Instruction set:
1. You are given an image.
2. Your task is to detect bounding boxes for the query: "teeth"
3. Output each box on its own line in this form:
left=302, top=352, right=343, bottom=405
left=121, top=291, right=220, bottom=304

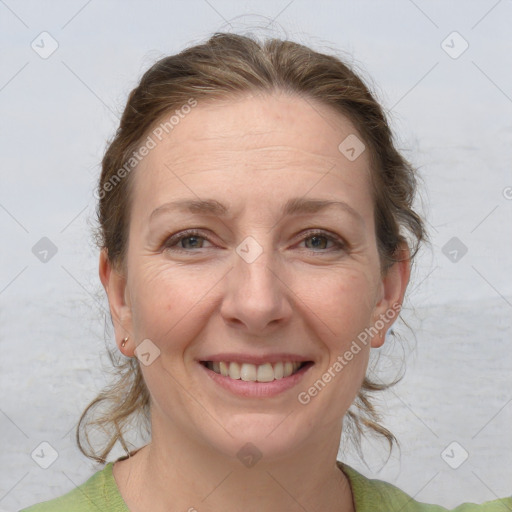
left=206, top=361, right=304, bottom=381
left=229, top=362, right=241, bottom=379
left=256, top=363, right=274, bottom=382
left=240, top=363, right=257, bottom=381
left=274, top=362, right=284, bottom=379
left=219, top=361, right=229, bottom=377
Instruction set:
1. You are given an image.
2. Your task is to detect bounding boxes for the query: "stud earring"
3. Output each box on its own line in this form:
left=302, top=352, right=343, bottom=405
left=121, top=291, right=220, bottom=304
left=121, top=336, right=129, bottom=348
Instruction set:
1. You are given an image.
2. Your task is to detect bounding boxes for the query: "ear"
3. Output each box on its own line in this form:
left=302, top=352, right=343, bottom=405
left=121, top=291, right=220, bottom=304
left=370, top=243, right=411, bottom=348
left=99, top=248, right=134, bottom=357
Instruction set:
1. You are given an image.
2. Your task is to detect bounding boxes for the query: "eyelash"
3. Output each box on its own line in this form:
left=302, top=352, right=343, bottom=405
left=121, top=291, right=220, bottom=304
left=162, top=229, right=346, bottom=254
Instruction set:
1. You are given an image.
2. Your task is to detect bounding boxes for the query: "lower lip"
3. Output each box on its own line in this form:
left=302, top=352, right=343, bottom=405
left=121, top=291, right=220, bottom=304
left=198, top=362, right=313, bottom=398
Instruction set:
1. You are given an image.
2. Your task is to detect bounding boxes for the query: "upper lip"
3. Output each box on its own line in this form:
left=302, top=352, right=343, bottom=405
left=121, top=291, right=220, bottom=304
left=198, top=353, right=314, bottom=365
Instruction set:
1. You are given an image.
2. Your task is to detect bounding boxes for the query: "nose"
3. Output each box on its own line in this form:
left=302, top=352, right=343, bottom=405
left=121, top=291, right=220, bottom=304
left=220, top=241, right=293, bottom=334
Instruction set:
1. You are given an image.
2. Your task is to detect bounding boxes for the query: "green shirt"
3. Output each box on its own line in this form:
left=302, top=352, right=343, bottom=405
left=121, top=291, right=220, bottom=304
left=21, top=460, right=511, bottom=511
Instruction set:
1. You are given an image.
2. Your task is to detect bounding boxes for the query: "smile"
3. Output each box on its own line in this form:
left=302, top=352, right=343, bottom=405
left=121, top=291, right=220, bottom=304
left=201, top=361, right=309, bottom=382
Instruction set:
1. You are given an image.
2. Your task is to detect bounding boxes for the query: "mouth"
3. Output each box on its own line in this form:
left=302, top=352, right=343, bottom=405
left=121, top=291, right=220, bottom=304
left=200, top=360, right=313, bottom=382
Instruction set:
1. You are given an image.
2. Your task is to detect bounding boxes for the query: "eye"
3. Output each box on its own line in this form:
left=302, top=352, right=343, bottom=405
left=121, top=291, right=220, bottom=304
left=161, top=229, right=346, bottom=254
left=162, top=229, right=213, bottom=252
left=300, top=230, right=346, bottom=252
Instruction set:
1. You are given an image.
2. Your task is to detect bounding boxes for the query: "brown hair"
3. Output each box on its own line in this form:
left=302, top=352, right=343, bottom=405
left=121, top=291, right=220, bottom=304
left=78, top=32, right=427, bottom=464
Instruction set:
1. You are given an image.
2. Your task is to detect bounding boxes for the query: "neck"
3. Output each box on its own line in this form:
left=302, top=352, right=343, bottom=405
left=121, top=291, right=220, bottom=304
left=113, top=419, right=355, bottom=512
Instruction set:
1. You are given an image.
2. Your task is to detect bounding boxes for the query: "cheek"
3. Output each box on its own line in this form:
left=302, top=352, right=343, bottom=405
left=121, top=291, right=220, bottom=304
left=128, top=257, right=218, bottom=348
left=295, top=269, right=377, bottom=397
left=295, top=267, right=378, bottom=342
left=298, top=273, right=375, bottom=412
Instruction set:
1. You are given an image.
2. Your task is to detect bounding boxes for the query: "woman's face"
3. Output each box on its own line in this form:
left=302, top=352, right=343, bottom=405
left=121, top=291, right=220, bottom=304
left=103, top=92, right=409, bottom=460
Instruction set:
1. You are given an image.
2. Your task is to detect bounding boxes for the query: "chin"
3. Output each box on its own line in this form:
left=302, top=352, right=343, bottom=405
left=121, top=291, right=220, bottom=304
left=197, top=412, right=311, bottom=465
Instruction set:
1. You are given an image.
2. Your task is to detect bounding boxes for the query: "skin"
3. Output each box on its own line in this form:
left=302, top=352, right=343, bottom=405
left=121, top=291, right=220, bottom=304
left=99, top=91, right=410, bottom=512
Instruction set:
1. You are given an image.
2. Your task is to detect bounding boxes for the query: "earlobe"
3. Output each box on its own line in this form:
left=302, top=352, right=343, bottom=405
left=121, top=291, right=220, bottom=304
left=98, top=249, right=134, bottom=356
left=370, top=245, right=411, bottom=348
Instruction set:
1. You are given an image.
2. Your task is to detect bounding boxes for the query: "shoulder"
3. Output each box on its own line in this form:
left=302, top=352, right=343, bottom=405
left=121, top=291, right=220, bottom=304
left=338, top=462, right=512, bottom=512
left=20, top=462, right=128, bottom=512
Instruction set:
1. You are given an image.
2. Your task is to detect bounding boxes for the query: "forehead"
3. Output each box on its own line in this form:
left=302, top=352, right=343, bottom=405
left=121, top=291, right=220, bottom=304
left=130, top=92, right=372, bottom=218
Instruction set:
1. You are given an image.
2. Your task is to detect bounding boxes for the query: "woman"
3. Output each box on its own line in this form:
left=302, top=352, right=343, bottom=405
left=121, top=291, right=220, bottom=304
left=22, top=32, right=510, bottom=511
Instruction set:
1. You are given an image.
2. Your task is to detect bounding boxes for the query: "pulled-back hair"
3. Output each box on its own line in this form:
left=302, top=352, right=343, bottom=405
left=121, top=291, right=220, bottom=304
left=78, top=32, right=427, bottom=464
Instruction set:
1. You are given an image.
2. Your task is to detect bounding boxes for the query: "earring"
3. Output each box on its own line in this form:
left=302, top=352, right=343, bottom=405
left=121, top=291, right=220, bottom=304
left=121, top=336, right=129, bottom=348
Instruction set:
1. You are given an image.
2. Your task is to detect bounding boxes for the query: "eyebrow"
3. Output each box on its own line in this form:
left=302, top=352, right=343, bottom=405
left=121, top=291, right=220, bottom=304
left=149, top=197, right=365, bottom=226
